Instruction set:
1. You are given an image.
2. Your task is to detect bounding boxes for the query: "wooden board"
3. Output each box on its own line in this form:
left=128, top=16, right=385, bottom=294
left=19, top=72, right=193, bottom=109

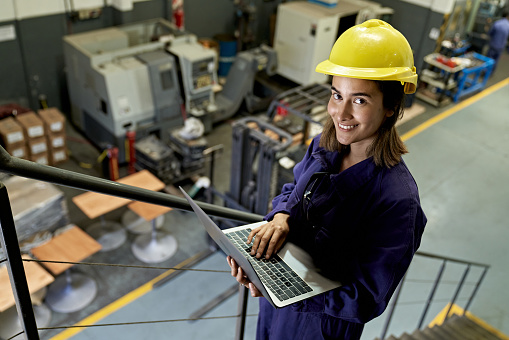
left=128, top=201, right=173, bottom=221
left=30, top=225, right=102, bottom=275
left=0, top=255, right=54, bottom=312
left=71, top=169, right=166, bottom=220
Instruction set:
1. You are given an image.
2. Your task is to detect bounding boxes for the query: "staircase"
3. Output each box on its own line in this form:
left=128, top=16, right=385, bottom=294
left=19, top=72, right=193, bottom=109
left=387, top=314, right=507, bottom=340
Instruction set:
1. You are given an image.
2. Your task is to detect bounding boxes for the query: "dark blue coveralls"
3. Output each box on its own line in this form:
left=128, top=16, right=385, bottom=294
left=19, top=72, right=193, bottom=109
left=257, top=135, right=427, bottom=340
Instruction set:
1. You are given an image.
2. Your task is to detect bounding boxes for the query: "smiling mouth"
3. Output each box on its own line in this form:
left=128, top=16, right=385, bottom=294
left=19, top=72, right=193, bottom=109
left=338, top=123, right=359, bottom=130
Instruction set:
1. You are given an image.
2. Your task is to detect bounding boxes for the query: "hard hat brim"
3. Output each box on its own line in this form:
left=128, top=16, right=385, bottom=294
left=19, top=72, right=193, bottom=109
left=315, top=60, right=417, bottom=94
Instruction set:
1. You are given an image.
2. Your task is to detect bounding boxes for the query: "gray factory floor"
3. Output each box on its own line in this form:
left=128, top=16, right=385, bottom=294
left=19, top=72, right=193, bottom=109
left=2, top=53, right=509, bottom=340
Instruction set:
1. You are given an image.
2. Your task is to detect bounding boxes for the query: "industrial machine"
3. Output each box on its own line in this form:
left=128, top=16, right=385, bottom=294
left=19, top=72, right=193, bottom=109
left=63, top=18, right=277, bottom=163
left=273, top=0, right=391, bottom=85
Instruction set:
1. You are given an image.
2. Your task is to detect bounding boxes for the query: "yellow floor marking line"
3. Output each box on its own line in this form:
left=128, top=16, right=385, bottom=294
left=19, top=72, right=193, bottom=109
left=50, top=251, right=207, bottom=340
left=402, top=77, right=509, bottom=142
left=429, top=303, right=509, bottom=339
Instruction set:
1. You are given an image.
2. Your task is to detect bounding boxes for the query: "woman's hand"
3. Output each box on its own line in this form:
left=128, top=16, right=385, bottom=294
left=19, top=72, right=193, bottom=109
left=247, top=213, right=290, bottom=259
left=226, top=256, right=262, bottom=297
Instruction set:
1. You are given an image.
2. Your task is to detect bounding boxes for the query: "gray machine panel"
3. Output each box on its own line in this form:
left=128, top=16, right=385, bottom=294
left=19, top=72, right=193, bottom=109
left=136, top=50, right=184, bottom=140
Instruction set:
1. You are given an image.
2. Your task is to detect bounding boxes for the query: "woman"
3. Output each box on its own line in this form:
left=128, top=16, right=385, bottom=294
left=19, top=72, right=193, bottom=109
left=228, top=19, right=427, bottom=339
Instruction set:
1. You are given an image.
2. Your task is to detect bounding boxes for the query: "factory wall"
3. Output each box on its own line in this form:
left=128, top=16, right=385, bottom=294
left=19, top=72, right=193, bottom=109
left=0, top=0, right=281, bottom=115
left=0, top=0, right=455, bottom=115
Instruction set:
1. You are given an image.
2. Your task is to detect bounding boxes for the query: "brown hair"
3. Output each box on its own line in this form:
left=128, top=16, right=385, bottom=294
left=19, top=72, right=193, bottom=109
left=319, top=80, right=407, bottom=168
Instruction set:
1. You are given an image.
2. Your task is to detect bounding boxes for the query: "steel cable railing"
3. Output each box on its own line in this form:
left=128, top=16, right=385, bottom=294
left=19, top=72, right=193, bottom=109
left=0, top=144, right=491, bottom=340
left=379, top=251, right=490, bottom=339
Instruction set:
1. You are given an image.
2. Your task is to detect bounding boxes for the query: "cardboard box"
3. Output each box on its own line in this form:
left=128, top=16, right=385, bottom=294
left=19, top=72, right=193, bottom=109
left=47, top=132, right=66, bottom=149
left=0, top=117, right=25, bottom=146
left=38, top=108, right=66, bottom=134
left=27, top=136, right=48, bottom=155
left=6, top=142, right=27, bottom=159
left=49, top=147, right=68, bottom=165
left=30, top=152, right=49, bottom=165
left=15, top=112, right=45, bottom=139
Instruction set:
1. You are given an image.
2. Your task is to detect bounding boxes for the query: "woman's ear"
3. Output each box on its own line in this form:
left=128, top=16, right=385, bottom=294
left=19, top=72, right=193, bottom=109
left=385, top=108, right=395, bottom=118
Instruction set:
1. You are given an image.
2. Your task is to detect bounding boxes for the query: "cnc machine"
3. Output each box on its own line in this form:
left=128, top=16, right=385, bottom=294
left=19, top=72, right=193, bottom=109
left=63, top=19, right=277, bottom=163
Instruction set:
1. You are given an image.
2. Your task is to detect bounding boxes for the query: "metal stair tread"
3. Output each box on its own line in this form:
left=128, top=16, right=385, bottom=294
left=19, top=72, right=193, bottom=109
left=461, top=315, right=504, bottom=340
left=400, top=332, right=416, bottom=340
left=445, top=315, right=484, bottom=340
left=430, top=323, right=457, bottom=340
left=422, top=326, right=438, bottom=340
left=441, top=319, right=476, bottom=340
left=411, top=328, right=436, bottom=340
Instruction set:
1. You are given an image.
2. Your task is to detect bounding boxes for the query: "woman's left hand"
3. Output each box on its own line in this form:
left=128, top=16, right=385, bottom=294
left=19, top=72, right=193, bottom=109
left=226, top=256, right=263, bottom=297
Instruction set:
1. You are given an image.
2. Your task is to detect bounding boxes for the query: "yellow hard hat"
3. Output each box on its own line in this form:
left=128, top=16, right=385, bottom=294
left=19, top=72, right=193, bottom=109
left=315, top=19, right=417, bottom=94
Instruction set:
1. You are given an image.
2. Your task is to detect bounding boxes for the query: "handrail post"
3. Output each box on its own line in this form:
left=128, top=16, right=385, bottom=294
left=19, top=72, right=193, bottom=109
left=417, top=260, right=446, bottom=329
left=380, top=273, right=406, bottom=340
left=444, top=264, right=470, bottom=321
left=463, top=266, right=488, bottom=315
left=235, top=286, right=249, bottom=340
left=0, top=182, right=40, bottom=339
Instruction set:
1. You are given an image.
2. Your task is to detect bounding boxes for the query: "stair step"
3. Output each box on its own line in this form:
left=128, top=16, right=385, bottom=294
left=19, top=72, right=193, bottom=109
left=460, top=316, right=504, bottom=340
left=441, top=321, right=474, bottom=340
left=444, top=315, right=483, bottom=340
left=381, top=314, right=507, bottom=340
left=411, top=328, right=435, bottom=340
left=399, top=332, right=416, bottom=340
left=422, top=326, right=439, bottom=340
left=429, top=323, right=456, bottom=340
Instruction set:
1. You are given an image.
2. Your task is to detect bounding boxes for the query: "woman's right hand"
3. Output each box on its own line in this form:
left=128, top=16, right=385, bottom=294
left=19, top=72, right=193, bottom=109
left=247, top=213, right=290, bottom=259
left=226, top=256, right=262, bottom=297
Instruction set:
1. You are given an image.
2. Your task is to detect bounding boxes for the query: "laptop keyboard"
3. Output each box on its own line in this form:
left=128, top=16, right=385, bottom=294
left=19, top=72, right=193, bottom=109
left=226, top=228, right=313, bottom=301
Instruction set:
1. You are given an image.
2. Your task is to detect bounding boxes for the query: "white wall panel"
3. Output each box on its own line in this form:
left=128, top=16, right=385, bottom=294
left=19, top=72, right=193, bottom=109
left=14, top=0, right=65, bottom=20
left=0, top=0, right=15, bottom=22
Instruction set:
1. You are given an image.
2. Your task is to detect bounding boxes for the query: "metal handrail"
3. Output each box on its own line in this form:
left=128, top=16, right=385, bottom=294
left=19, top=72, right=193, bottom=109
left=0, top=146, right=263, bottom=224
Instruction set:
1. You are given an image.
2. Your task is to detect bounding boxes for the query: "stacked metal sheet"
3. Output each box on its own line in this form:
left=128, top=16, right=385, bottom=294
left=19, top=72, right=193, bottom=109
left=3, top=176, right=69, bottom=242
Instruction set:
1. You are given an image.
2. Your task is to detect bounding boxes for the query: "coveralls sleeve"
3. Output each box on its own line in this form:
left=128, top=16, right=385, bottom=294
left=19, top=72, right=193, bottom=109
left=264, top=137, right=320, bottom=222
left=323, top=183, right=425, bottom=323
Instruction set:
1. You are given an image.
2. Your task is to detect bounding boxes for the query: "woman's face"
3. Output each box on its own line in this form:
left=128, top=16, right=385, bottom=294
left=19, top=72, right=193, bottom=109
left=327, top=76, right=393, bottom=154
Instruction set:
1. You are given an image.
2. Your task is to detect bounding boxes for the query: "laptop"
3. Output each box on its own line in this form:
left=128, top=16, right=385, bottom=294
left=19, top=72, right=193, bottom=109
left=180, top=188, right=341, bottom=308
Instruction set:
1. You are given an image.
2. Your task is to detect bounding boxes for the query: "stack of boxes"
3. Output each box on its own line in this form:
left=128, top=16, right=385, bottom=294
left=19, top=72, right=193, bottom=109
left=0, top=107, right=67, bottom=166
left=16, top=112, right=48, bottom=165
left=38, top=108, right=67, bottom=165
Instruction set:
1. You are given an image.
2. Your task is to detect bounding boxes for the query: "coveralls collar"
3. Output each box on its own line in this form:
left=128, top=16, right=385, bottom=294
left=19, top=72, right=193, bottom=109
left=311, top=148, right=380, bottom=201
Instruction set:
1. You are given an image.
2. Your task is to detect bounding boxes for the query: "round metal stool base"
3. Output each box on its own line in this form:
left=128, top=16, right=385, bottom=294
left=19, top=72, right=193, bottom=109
left=87, top=220, right=126, bottom=251
left=121, top=210, right=165, bottom=234
left=131, top=232, right=178, bottom=263
left=46, top=272, right=97, bottom=313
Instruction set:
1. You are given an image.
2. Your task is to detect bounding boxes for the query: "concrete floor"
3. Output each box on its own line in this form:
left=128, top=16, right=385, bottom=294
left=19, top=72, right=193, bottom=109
left=2, top=53, right=509, bottom=340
